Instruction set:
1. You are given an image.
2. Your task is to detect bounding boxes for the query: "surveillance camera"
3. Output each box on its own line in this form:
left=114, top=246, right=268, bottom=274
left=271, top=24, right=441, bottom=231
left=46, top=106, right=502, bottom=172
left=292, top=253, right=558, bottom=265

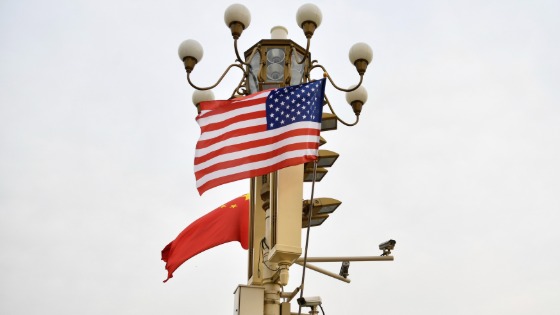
left=379, top=239, right=396, bottom=250
left=339, top=261, right=350, bottom=278
left=297, top=296, right=322, bottom=307
left=379, top=239, right=396, bottom=256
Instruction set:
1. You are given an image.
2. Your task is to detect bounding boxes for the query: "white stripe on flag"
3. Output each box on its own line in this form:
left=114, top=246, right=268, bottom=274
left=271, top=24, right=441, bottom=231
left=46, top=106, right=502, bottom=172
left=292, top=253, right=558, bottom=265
left=194, top=135, right=320, bottom=172
left=197, top=103, right=264, bottom=128
left=195, top=121, right=321, bottom=157
left=195, top=148, right=317, bottom=187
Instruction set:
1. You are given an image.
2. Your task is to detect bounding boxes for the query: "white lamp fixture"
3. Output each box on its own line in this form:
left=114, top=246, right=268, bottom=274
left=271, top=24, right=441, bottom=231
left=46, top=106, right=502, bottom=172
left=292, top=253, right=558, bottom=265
left=178, top=39, right=204, bottom=73
left=270, top=26, right=288, bottom=39
left=224, top=3, right=251, bottom=38
left=348, top=42, right=373, bottom=64
left=178, top=39, right=204, bottom=62
left=296, top=3, right=323, bottom=38
left=348, top=42, right=373, bottom=75
left=192, top=89, right=215, bottom=114
left=192, top=89, right=215, bottom=105
left=346, top=85, right=368, bottom=116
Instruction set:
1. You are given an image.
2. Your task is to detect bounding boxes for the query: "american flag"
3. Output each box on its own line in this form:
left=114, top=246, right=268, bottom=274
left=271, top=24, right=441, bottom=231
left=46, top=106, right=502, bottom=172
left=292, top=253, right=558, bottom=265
left=194, top=79, right=326, bottom=195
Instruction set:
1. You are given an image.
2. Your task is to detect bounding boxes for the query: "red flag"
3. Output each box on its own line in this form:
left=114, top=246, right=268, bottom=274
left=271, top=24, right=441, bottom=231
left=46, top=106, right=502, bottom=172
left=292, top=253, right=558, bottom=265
left=194, top=79, right=326, bottom=195
left=161, top=194, right=250, bottom=282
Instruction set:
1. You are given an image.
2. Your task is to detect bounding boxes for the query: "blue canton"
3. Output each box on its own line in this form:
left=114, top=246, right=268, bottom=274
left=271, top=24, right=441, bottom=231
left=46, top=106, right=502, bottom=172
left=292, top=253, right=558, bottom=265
left=265, top=79, right=325, bottom=130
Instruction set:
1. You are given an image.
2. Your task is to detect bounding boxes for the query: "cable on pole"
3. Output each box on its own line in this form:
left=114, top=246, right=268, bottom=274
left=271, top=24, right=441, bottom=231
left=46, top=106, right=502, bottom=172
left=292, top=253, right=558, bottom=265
left=297, top=160, right=318, bottom=315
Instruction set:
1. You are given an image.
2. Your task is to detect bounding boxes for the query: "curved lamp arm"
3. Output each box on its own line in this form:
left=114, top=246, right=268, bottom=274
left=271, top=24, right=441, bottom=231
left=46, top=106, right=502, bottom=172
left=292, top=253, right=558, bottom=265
left=324, top=94, right=359, bottom=126
left=233, top=39, right=251, bottom=66
left=187, top=63, right=246, bottom=91
left=294, top=37, right=311, bottom=65
left=310, top=64, right=363, bottom=92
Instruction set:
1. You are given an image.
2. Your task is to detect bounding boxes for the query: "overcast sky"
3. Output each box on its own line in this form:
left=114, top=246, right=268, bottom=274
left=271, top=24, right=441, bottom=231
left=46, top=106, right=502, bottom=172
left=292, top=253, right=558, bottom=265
left=1, top=0, right=559, bottom=314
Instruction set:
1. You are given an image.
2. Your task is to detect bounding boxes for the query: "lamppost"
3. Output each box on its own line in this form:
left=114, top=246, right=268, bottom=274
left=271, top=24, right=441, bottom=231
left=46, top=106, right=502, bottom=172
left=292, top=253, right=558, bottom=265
left=178, top=3, right=374, bottom=315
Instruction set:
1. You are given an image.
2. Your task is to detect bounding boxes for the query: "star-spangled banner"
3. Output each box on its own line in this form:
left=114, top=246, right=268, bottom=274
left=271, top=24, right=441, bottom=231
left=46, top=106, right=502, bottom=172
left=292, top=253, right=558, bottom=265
left=194, top=79, right=326, bottom=195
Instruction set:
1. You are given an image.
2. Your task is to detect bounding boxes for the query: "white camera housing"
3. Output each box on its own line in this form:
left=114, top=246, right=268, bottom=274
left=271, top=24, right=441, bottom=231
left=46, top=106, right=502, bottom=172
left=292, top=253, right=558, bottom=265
left=297, top=296, right=322, bottom=307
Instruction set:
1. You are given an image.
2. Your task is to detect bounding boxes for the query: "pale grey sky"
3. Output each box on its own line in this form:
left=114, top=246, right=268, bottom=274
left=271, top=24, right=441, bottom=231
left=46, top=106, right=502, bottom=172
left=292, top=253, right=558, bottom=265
left=1, top=1, right=559, bottom=314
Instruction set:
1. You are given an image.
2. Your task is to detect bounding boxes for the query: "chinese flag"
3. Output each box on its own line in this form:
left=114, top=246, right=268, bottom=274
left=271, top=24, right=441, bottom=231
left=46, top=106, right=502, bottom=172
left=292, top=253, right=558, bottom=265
left=161, top=194, right=250, bottom=282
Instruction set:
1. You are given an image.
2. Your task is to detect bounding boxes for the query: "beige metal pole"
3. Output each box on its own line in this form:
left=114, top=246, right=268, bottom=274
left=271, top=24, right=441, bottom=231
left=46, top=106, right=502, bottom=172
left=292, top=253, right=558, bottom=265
left=294, top=261, right=351, bottom=283
left=295, top=256, right=394, bottom=263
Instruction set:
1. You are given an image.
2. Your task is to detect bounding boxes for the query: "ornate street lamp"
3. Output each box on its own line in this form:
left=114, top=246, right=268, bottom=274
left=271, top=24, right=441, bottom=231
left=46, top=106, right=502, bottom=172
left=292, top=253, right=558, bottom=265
left=178, top=3, right=372, bottom=125
left=177, top=4, right=376, bottom=315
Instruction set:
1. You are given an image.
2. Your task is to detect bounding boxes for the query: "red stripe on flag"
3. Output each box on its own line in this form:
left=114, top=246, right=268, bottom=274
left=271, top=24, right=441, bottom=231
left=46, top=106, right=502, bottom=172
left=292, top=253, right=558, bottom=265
left=199, top=110, right=265, bottom=133
left=196, top=156, right=316, bottom=195
left=195, top=142, right=319, bottom=180
left=195, top=124, right=267, bottom=150
left=198, top=95, right=269, bottom=120
left=194, top=128, right=320, bottom=165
